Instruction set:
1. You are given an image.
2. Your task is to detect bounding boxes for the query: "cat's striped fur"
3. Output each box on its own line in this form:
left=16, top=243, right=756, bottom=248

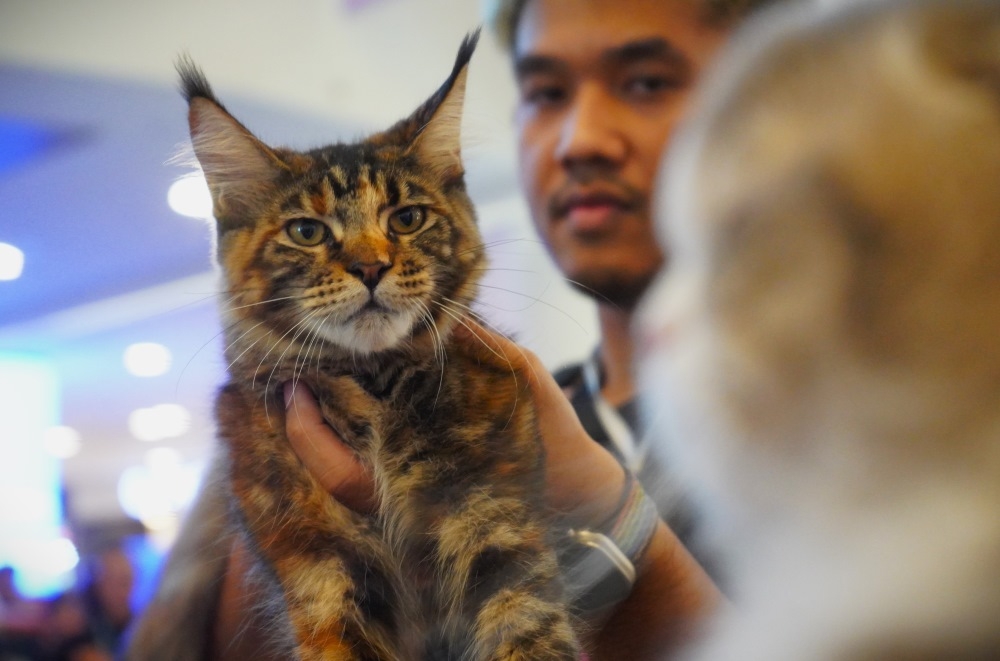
left=137, top=32, right=579, bottom=660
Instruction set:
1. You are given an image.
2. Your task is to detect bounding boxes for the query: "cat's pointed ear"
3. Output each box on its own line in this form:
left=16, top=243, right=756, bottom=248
left=176, top=57, right=288, bottom=224
left=399, top=30, right=480, bottom=181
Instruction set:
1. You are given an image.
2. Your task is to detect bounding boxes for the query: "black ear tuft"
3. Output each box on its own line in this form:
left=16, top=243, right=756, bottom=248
left=452, top=28, right=481, bottom=80
left=175, top=54, right=226, bottom=109
left=423, top=28, right=480, bottom=124
left=378, top=29, right=481, bottom=151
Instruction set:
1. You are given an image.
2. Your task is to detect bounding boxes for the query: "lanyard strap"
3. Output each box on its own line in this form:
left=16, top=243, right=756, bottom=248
left=581, top=353, right=646, bottom=472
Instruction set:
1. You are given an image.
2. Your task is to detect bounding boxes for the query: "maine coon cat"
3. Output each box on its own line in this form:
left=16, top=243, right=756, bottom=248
left=130, top=32, right=580, bottom=661
left=637, top=0, right=1000, bottom=658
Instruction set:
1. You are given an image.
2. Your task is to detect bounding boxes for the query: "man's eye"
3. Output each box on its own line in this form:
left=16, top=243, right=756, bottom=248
left=624, top=74, right=681, bottom=98
left=520, top=82, right=567, bottom=107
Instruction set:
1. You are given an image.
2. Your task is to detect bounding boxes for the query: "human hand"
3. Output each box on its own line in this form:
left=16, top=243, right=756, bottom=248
left=451, top=319, right=628, bottom=529
left=281, top=319, right=626, bottom=529
left=282, top=381, right=376, bottom=513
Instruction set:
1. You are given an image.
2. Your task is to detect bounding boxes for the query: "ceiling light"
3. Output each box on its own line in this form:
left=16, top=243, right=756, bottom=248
left=0, top=243, right=25, bottom=281
left=127, top=403, right=191, bottom=442
left=41, top=426, right=82, bottom=460
left=123, top=342, right=172, bottom=377
left=167, top=174, right=213, bottom=219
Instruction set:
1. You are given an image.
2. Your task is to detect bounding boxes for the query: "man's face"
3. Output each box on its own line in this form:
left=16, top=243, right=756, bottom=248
left=513, top=0, right=727, bottom=310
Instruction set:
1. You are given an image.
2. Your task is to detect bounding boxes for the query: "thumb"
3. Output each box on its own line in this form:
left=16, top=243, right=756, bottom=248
left=283, top=381, right=376, bottom=514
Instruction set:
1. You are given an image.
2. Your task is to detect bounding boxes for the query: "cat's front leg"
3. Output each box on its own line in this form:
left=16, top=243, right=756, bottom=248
left=433, top=493, right=580, bottom=661
left=215, top=383, right=399, bottom=661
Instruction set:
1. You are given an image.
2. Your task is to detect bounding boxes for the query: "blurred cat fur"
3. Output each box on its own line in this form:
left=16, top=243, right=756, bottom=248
left=637, top=0, right=1000, bottom=658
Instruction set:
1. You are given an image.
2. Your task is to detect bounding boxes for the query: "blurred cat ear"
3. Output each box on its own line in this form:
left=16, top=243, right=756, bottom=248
left=398, top=30, right=480, bottom=182
left=177, top=59, right=289, bottom=224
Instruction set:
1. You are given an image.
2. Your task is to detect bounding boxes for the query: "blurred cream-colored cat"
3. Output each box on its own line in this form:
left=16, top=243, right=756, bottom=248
left=638, top=0, right=1000, bottom=658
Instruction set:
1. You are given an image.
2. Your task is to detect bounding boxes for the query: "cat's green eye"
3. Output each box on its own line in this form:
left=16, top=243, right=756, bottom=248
left=286, top=218, right=328, bottom=247
left=389, top=206, right=426, bottom=235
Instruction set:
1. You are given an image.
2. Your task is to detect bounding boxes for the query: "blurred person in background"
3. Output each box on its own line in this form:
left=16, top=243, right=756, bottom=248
left=487, top=0, right=773, bottom=566
left=78, top=546, right=134, bottom=657
left=40, top=546, right=135, bottom=661
left=1, top=566, right=46, bottom=661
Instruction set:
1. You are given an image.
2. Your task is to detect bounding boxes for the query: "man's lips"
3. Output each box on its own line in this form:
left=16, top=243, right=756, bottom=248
left=551, top=187, right=641, bottom=233
left=566, top=199, right=624, bottom=232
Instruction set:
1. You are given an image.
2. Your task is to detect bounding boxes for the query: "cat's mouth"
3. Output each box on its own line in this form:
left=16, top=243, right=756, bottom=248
left=358, top=299, right=389, bottom=315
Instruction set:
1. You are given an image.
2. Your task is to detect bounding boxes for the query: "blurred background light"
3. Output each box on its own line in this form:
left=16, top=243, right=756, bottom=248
left=0, top=353, right=70, bottom=597
left=42, top=425, right=82, bottom=459
left=167, top=174, right=213, bottom=219
left=123, top=341, right=172, bottom=377
left=0, top=242, right=25, bottom=281
left=127, top=403, right=190, bottom=442
left=117, top=449, right=204, bottom=548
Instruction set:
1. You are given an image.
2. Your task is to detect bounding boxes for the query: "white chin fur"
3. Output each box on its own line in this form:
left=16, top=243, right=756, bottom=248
left=319, top=308, right=416, bottom=355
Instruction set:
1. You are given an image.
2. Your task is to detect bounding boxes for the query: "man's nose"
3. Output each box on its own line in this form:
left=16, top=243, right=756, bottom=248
left=555, top=83, right=627, bottom=169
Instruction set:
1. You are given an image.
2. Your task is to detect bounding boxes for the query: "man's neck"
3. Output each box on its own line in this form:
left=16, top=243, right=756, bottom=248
left=596, top=304, right=637, bottom=407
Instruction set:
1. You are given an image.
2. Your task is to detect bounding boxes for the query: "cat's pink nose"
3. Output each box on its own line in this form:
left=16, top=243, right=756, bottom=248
left=348, top=261, right=392, bottom=291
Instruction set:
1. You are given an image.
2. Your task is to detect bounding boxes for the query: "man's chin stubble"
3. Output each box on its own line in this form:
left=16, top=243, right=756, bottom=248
left=566, top=271, right=657, bottom=312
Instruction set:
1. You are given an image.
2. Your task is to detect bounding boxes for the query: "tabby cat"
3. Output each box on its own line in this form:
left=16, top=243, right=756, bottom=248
left=637, top=0, right=1000, bottom=658
left=137, top=32, right=579, bottom=660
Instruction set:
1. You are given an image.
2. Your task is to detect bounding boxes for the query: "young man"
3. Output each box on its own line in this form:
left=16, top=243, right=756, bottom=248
left=497, top=0, right=767, bottom=560
left=208, top=1, right=772, bottom=658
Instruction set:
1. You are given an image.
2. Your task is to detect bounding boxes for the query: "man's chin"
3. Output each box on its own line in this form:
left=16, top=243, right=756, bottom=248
left=566, top=272, right=656, bottom=311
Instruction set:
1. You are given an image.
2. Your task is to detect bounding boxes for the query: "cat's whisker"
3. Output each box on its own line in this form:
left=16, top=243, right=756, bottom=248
left=291, top=315, right=320, bottom=389
left=436, top=304, right=509, bottom=368
left=455, top=236, right=546, bottom=258
left=293, top=326, right=318, bottom=390
left=224, top=321, right=276, bottom=376
left=262, top=309, right=326, bottom=426
left=475, top=283, right=592, bottom=335
left=172, top=312, right=248, bottom=400
left=223, top=294, right=306, bottom=313
left=436, top=303, right=521, bottom=432
left=251, top=312, right=316, bottom=389
left=469, top=266, right=538, bottom=275
left=312, top=314, right=336, bottom=381
left=223, top=319, right=269, bottom=356
left=294, top=314, right=330, bottom=395
left=555, top=277, right=621, bottom=310
left=450, top=311, right=543, bottom=433
left=413, top=300, right=447, bottom=409
left=441, top=297, right=546, bottom=389
left=416, top=299, right=447, bottom=369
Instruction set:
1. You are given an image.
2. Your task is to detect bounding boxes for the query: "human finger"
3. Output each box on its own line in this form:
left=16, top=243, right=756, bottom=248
left=283, top=381, right=376, bottom=513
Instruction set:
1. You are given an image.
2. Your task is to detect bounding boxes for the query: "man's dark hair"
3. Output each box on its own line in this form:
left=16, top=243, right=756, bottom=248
left=485, top=0, right=782, bottom=51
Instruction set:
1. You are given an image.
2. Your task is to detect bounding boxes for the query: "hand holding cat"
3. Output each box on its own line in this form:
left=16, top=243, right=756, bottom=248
left=283, top=381, right=376, bottom=514
left=280, top=318, right=628, bottom=530
left=452, top=319, right=629, bottom=529
left=210, top=321, right=720, bottom=661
